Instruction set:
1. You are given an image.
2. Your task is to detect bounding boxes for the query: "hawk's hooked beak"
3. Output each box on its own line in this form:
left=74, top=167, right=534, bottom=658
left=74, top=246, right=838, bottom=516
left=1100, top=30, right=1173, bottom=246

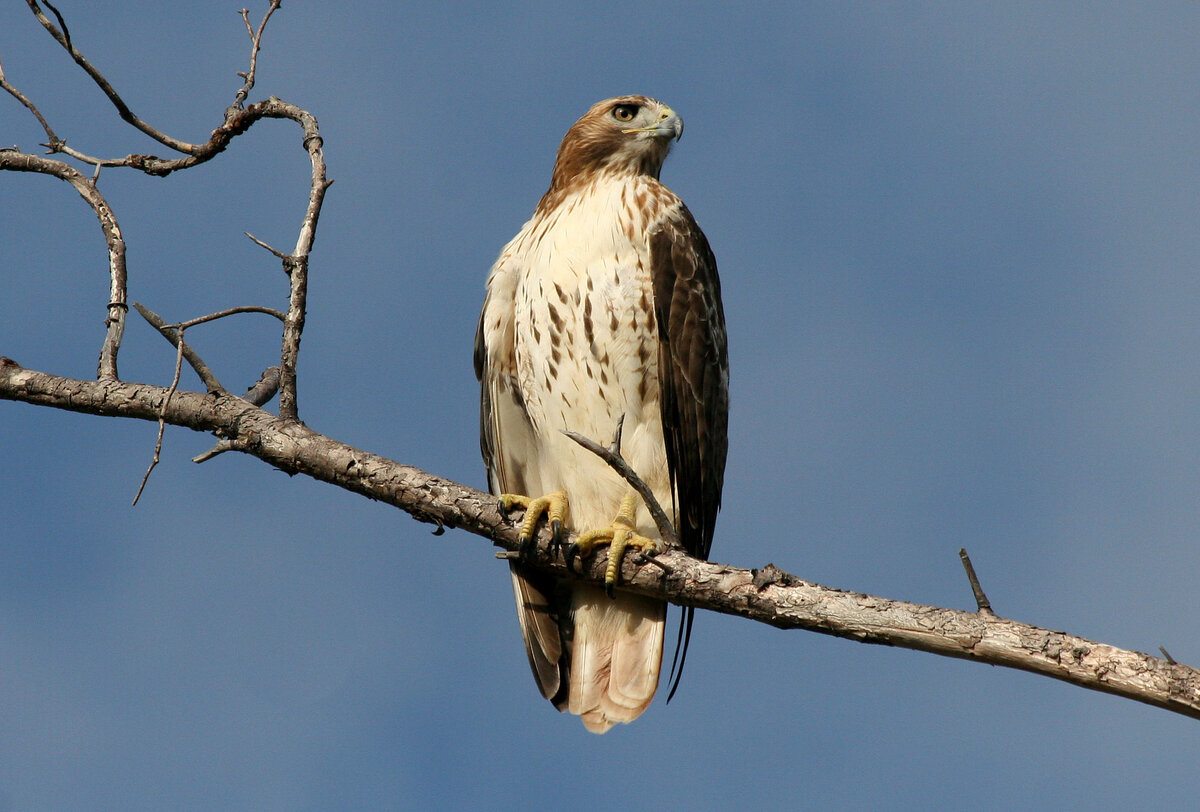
left=623, top=108, right=684, bottom=141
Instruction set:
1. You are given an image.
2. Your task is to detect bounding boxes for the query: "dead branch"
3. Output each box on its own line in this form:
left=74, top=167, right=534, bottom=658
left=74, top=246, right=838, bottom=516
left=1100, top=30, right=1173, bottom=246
left=1, top=358, right=1198, bottom=722
left=564, top=421, right=681, bottom=550
left=0, top=150, right=127, bottom=379
left=234, top=0, right=282, bottom=109
left=4, top=1, right=326, bottom=425
left=28, top=0, right=201, bottom=155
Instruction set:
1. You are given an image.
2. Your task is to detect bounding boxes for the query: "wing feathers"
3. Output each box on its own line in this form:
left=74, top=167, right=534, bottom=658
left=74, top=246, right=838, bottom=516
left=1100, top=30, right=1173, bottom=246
left=650, top=206, right=729, bottom=700
left=651, top=208, right=728, bottom=560
left=509, top=566, right=569, bottom=706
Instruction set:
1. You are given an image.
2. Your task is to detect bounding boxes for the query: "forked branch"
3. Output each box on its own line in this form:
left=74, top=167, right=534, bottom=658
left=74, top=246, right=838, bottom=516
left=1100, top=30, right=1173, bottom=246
left=3, top=1, right=326, bottom=422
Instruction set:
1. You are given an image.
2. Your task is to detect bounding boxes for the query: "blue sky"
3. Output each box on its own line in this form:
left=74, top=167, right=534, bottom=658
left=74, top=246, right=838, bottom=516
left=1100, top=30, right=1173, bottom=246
left=3, top=2, right=1200, bottom=809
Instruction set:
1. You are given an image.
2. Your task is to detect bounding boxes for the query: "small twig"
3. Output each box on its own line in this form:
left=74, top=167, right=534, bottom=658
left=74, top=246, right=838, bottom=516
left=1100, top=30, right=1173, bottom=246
left=563, top=424, right=679, bottom=550
left=41, top=0, right=71, bottom=48
left=244, top=231, right=290, bottom=261
left=133, top=303, right=226, bottom=395
left=1160, top=646, right=1178, bottom=665
left=959, top=548, right=995, bottom=615
left=232, top=1, right=282, bottom=109
left=132, top=328, right=185, bottom=505
left=0, top=56, right=62, bottom=148
left=175, top=305, right=287, bottom=329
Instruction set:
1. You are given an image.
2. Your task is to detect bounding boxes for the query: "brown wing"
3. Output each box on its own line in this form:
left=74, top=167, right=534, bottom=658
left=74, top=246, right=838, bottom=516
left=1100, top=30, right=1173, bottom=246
left=650, top=204, right=729, bottom=699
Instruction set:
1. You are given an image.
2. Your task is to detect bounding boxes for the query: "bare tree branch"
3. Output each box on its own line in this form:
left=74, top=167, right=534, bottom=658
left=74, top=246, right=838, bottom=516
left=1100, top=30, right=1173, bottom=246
left=563, top=423, right=680, bottom=550
left=5, top=1, right=327, bottom=430
left=27, top=0, right=203, bottom=155
left=0, top=150, right=127, bottom=379
left=234, top=0, right=282, bottom=109
left=2, top=358, right=1198, bottom=722
left=277, top=124, right=330, bottom=421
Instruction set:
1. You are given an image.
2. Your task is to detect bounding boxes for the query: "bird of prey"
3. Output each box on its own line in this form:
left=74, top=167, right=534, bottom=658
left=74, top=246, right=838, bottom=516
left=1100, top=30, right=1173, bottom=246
left=475, top=96, right=728, bottom=733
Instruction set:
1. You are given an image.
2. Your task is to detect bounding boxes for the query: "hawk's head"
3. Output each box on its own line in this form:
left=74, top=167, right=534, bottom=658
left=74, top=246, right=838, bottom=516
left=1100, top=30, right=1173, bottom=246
left=547, top=96, right=683, bottom=196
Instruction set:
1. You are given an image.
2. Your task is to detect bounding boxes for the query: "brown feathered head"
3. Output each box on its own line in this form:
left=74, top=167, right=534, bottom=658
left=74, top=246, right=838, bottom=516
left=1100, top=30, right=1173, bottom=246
left=544, top=95, right=683, bottom=200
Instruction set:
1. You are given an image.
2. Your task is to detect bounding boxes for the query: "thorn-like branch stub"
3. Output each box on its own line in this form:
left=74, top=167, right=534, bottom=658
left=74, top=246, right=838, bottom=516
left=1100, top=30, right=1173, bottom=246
left=562, top=424, right=679, bottom=550
left=959, top=548, right=995, bottom=615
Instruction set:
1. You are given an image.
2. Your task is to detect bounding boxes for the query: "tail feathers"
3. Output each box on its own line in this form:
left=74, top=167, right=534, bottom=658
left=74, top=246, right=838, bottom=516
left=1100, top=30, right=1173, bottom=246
left=509, top=575, right=667, bottom=733
left=568, top=585, right=665, bottom=734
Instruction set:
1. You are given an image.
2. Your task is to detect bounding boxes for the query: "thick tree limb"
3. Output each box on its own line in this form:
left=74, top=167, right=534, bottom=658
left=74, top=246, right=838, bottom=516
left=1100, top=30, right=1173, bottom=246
left=3, top=357, right=1197, bottom=722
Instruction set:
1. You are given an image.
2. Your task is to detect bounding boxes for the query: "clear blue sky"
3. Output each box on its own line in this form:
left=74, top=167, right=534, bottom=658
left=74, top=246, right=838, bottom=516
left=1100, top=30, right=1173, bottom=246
left=3, top=2, right=1199, bottom=809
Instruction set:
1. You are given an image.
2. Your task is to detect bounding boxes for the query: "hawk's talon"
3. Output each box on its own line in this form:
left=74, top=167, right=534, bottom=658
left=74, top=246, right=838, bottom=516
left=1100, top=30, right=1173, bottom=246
left=569, top=492, right=659, bottom=596
left=498, top=490, right=569, bottom=561
left=562, top=541, right=579, bottom=572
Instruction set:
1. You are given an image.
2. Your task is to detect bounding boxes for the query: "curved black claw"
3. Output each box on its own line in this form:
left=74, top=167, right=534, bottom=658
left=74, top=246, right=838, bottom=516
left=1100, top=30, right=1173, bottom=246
left=549, top=519, right=563, bottom=546
left=518, top=532, right=537, bottom=561
left=565, top=542, right=581, bottom=573
left=605, top=579, right=615, bottom=599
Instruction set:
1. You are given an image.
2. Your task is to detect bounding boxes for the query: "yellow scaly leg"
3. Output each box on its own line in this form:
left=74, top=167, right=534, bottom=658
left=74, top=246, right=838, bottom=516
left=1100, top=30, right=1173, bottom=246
left=568, top=491, right=659, bottom=597
left=499, top=490, right=568, bottom=558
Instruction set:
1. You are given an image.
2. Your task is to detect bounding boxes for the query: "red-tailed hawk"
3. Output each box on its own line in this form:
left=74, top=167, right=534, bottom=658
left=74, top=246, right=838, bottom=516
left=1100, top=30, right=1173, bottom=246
left=475, top=96, right=728, bottom=733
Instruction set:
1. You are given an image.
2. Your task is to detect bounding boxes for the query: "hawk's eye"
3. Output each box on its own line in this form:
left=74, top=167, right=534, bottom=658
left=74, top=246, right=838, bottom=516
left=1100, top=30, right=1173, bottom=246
left=612, top=104, right=639, bottom=122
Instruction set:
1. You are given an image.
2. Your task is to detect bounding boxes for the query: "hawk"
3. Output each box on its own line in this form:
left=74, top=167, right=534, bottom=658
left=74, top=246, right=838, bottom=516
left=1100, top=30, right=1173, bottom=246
left=475, top=96, right=728, bottom=733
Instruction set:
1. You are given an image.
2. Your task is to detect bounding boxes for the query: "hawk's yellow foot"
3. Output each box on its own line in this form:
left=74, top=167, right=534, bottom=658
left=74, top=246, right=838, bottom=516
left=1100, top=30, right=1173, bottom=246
left=566, top=492, right=660, bottom=597
left=499, top=490, right=568, bottom=558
